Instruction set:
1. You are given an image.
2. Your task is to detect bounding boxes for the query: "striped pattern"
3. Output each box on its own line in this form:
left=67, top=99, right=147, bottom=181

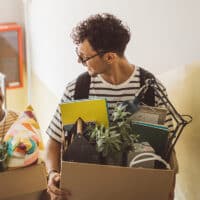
left=0, top=110, right=19, bottom=138
left=46, top=66, right=174, bottom=143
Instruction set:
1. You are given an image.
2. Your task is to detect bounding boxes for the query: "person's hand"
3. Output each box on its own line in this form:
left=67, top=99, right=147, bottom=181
left=47, top=171, right=71, bottom=200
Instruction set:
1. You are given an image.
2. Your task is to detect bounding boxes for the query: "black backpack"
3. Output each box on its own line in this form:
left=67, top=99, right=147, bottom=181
left=74, top=67, right=155, bottom=106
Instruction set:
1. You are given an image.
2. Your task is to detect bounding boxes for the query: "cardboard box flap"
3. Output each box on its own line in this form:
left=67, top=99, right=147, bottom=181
left=0, top=164, right=47, bottom=199
left=61, top=161, right=174, bottom=200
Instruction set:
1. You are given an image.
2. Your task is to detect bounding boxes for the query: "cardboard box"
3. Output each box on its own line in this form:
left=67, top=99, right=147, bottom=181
left=0, top=164, right=47, bottom=200
left=60, top=154, right=176, bottom=200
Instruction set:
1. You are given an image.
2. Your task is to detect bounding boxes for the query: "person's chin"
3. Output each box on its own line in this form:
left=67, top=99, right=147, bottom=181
left=88, top=70, right=97, bottom=77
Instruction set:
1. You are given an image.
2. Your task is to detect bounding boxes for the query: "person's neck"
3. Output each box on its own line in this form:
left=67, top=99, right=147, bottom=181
left=101, top=58, right=135, bottom=85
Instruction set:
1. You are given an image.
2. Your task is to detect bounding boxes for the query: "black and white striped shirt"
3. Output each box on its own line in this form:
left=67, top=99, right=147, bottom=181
left=46, top=66, right=174, bottom=143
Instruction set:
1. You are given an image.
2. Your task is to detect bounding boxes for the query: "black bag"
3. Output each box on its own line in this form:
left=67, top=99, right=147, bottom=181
left=62, top=118, right=101, bottom=164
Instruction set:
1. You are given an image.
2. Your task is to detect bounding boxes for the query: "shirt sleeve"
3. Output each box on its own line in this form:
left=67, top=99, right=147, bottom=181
left=46, top=80, right=75, bottom=143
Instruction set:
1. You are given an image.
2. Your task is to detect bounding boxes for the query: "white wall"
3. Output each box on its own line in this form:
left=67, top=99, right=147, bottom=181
left=0, top=0, right=24, bottom=24
left=28, top=0, right=200, bottom=98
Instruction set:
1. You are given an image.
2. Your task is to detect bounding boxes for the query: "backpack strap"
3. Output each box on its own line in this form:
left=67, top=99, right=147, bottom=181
left=74, top=72, right=91, bottom=100
left=139, top=67, right=155, bottom=106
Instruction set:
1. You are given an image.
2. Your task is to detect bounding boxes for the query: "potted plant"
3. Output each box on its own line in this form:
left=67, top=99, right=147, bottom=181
left=87, top=104, right=138, bottom=166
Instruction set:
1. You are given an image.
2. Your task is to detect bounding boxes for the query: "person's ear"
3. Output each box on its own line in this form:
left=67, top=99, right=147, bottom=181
left=104, top=52, right=116, bottom=64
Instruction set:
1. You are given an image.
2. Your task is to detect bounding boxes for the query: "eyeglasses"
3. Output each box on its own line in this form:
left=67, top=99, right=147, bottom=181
left=75, top=47, right=106, bottom=65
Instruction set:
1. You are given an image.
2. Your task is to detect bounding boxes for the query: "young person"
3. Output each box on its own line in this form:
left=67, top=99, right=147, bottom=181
left=46, top=13, right=175, bottom=200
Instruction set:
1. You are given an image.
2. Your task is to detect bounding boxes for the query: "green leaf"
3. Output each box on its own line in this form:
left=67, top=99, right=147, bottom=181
left=87, top=102, right=139, bottom=159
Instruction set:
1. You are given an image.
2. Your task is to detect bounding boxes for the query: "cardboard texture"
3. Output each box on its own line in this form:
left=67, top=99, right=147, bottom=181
left=60, top=157, right=175, bottom=200
left=0, top=164, right=47, bottom=200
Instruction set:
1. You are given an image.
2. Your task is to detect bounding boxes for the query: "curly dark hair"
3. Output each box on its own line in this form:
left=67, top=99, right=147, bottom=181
left=70, top=13, right=131, bottom=57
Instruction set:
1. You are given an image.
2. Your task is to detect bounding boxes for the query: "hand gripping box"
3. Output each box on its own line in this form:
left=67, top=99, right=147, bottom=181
left=0, top=164, right=47, bottom=200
